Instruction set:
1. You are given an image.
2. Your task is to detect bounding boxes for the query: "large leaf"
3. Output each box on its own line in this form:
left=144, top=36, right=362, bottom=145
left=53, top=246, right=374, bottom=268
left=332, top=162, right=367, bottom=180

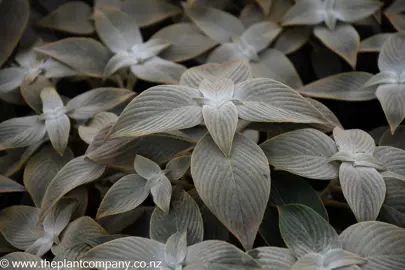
left=260, top=129, right=339, bottom=179
left=107, top=85, right=202, bottom=138
left=376, top=84, right=405, bottom=134
left=150, top=189, right=204, bottom=246
left=66, top=88, right=134, bottom=120
left=278, top=204, right=341, bottom=258
left=313, top=23, right=360, bottom=68
left=184, top=6, right=245, bottom=44
left=248, top=247, right=296, bottom=270
left=151, top=23, right=218, bottom=62
left=340, top=221, right=405, bottom=269
left=0, top=116, right=46, bottom=150
left=378, top=33, right=405, bottom=72
left=40, top=156, right=106, bottom=220
left=298, top=72, right=376, bottom=101
left=0, top=175, right=25, bottom=193
left=35, top=38, right=110, bottom=78
left=0, top=0, right=29, bottom=66
left=94, top=7, right=143, bottom=54
left=191, top=133, right=270, bottom=250
left=185, top=240, right=261, bottom=269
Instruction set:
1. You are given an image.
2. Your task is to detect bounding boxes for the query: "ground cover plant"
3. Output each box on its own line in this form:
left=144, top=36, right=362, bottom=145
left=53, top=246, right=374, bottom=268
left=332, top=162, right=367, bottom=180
left=1, top=0, right=405, bottom=269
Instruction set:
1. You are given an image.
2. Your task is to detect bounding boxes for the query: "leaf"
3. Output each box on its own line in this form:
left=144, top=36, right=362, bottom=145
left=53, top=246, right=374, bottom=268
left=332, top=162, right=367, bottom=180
left=35, top=38, right=110, bottom=78
left=333, top=127, right=376, bottom=155
left=164, top=231, right=187, bottom=268
left=379, top=178, right=405, bottom=227
left=24, top=145, right=73, bottom=207
left=42, top=199, right=76, bottom=240
left=334, top=0, right=382, bottom=23
left=273, top=27, right=312, bottom=55
left=94, top=7, right=143, bottom=54
left=40, top=156, right=106, bottom=220
left=81, top=237, right=165, bottom=268
left=248, top=247, right=296, bottom=269
left=340, top=221, right=405, bottom=269
left=108, top=85, right=202, bottom=138
left=281, top=0, right=324, bottom=26
left=360, top=33, right=394, bottom=53
left=241, top=21, right=281, bottom=53
left=0, top=116, right=46, bottom=150
left=150, top=189, right=204, bottom=246
left=149, top=175, right=172, bottom=213
left=185, top=240, right=261, bottom=269
left=78, top=112, right=118, bottom=144
left=122, top=0, right=181, bottom=28
left=0, top=0, right=29, bottom=66
left=306, top=97, right=343, bottom=132
left=151, top=23, right=218, bottom=62
left=66, top=88, right=134, bottom=120
left=165, top=156, right=191, bottom=181
left=251, top=49, right=303, bottom=88
left=1, top=252, right=46, bottom=270
left=191, top=133, right=270, bottom=250
left=314, top=24, right=360, bottom=68
left=0, top=68, right=26, bottom=94
left=20, top=76, right=54, bottom=114
left=378, top=33, right=405, bottom=72
left=376, top=84, right=405, bottom=134
left=374, top=146, right=405, bottom=181
left=134, top=155, right=162, bottom=179
left=278, top=204, right=341, bottom=258
left=38, top=1, right=94, bottom=34
left=130, top=56, right=187, bottom=84
left=339, top=163, right=386, bottom=221
left=0, top=206, right=41, bottom=251
left=185, top=7, right=245, bottom=44
left=261, top=128, right=338, bottom=179
left=0, top=175, right=25, bottom=193
left=298, top=72, right=376, bottom=101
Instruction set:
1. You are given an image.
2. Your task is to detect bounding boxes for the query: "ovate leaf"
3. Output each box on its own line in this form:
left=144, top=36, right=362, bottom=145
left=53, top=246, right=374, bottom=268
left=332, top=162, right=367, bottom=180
left=0, top=68, right=26, bottom=94
left=149, top=174, right=172, bottom=213
left=260, top=128, right=339, bottom=179
left=164, top=232, right=187, bottom=268
left=376, top=84, right=405, bottom=134
left=78, top=112, right=118, bottom=144
left=241, top=21, right=281, bottom=52
left=378, top=33, right=405, bottom=72
left=281, top=0, right=324, bottom=26
left=374, top=146, right=405, bottom=181
left=191, top=133, right=270, bottom=250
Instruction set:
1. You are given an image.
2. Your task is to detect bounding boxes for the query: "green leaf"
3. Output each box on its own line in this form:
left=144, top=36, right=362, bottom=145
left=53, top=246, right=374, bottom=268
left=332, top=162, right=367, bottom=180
left=66, top=87, right=134, bottom=120
left=24, top=145, right=73, bottom=207
left=191, top=133, right=270, bottom=250
left=151, top=23, right=218, bottom=62
left=378, top=33, right=405, bottom=72
left=0, top=68, right=26, bottom=94
left=78, top=112, right=118, bottom=144
left=340, top=221, right=405, bottom=269
left=360, top=33, right=394, bottom=53
left=35, top=38, right=110, bottom=78
left=184, top=6, right=245, bottom=44
left=339, top=163, right=386, bottom=221
left=376, top=84, right=405, bottom=134
left=39, top=1, right=94, bottom=34
left=0, top=0, right=29, bottom=66
left=0, top=116, right=46, bottom=150
left=40, top=156, right=106, bottom=220
left=260, top=128, right=339, bottom=180
left=248, top=247, right=296, bottom=269
left=108, top=85, right=202, bottom=138
left=0, top=175, right=25, bottom=193
left=313, top=23, right=360, bottom=68
left=298, top=72, right=376, bottom=101
left=150, top=189, right=204, bottom=246
left=94, top=7, right=142, bottom=54
left=185, top=240, right=261, bottom=269
left=278, top=204, right=341, bottom=258
left=281, top=0, right=324, bottom=26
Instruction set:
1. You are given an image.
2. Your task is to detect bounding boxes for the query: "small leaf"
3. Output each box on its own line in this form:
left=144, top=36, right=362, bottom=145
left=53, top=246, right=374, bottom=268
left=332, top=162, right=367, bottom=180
left=165, top=156, right=191, bottom=181
left=273, top=27, right=312, bottom=55
left=149, top=175, right=172, bottom=213
left=378, top=32, right=405, bottom=72
left=150, top=189, right=204, bottom=245
left=78, top=112, right=118, bottom=144
left=360, top=33, right=395, bottom=53
left=0, top=68, right=26, bottom=94
left=20, top=76, right=54, bottom=114
left=94, top=7, right=143, bottom=53
left=334, top=0, right=382, bottom=23
left=333, top=127, right=376, bottom=155
left=164, top=232, right=187, bottom=268
left=279, top=204, right=341, bottom=258
left=39, top=1, right=94, bottom=34
left=241, top=21, right=281, bottom=53
left=0, top=116, right=46, bottom=150
left=184, top=6, right=245, bottom=44
left=261, top=128, right=339, bottom=179
left=191, top=133, right=270, bottom=250
left=376, top=84, right=405, bottom=134
left=134, top=155, right=162, bottom=179
left=281, top=0, right=324, bottom=26
left=40, top=156, right=106, bottom=220
left=248, top=247, right=296, bottom=269
left=66, top=87, right=134, bottom=120
left=35, top=38, right=110, bottom=78
left=313, top=24, right=360, bottom=68
left=108, top=85, right=202, bottom=138
left=0, top=175, right=25, bottom=193
left=42, top=199, right=76, bottom=239
left=298, top=72, right=376, bottom=101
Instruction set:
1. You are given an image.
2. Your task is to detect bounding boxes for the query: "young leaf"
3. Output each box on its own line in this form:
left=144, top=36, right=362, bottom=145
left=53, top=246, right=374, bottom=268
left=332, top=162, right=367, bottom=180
left=148, top=174, right=172, bottom=213
left=0, top=175, right=25, bottom=193
left=378, top=33, right=405, bottom=72
left=281, top=0, right=325, bottom=26
left=376, top=84, right=405, bottom=134
left=78, top=112, right=118, bottom=144
left=164, top=232, right=187, bottom=269
left=134, top=155, right=163, bottom=179
left=273, top=27, right=312, bottom=55
left=150, top=189, right=204, bottom=246
left=333, top=127, right=376, bottom=155
left=248, top=247, right=296, bottom=270
left=360, top=33, right=395, bottom=53
left=278, top=204, right=341, bottom=258
left=165, top=156, right=191, bottom=181
left=241, top=21, right=281, bottom=53
left=260, top=129, right=339, bottom=179
left=374, top=146, right=405, bottom=181
left=191, top=133, right=270, bottom=250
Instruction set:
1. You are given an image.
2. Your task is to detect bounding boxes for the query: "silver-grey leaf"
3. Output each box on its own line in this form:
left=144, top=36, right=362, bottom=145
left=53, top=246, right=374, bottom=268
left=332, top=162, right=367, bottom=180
left=0, top=175, right=25, bottom=193
left=281, top=0, right=325, bottom=26
left=376, top=84, right=405, bottom=134
left=247, top=247, right=296, bottom=270
left=378, top=32, right=405, bottom=72
left=0, top=67, right=26, bottom=94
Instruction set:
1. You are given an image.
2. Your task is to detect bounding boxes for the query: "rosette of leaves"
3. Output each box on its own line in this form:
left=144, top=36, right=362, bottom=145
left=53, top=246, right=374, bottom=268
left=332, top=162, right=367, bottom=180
left=185, top=5, right=303, bottom=88
left=97, top=155, right=191, bottom=218
left=0, top=85, right=134, bottom=155
left=249, top=204, right=405, bottom=270
left=0, top=41, right=77, bottom=104
left=260, top=127, right=405, bottom=222
left=281, top=0, right=382, bottom=67
left=94, top=7, right=187, bottom=84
